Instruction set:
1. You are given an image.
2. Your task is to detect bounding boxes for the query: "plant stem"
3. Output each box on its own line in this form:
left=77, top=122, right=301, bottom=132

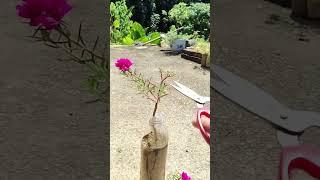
left=152, top=100, right=160, bottom=143
left=152, top=72, right=168, bottom=117
left=40, top=26, right=105, bottom=64
left=152, top=101, right=159, bottom=117
left=121, top=68, right=173, bottom=144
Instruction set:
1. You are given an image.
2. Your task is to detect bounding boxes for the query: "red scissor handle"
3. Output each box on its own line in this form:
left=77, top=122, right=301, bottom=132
left=196, top=108, right=211, bottom=145
left=278, top=145, right=320, bottom=180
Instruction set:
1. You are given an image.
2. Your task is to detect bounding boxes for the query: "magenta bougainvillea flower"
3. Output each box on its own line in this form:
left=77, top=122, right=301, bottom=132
left=115, top=58, right=133, bottom=72
left=181, top=171, right=191, bottom=180
left=16, top=0, right=72, bottom=30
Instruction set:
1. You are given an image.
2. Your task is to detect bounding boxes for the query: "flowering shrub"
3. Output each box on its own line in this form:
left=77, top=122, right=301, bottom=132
left=16, top=0, right=107, bottom=102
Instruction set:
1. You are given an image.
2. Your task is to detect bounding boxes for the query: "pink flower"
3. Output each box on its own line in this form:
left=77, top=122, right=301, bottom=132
left=16, top=0, right=72, bottom=30
left=181, top=171, right=191, bottom=180
left=115, top=58, right=133, bottom=72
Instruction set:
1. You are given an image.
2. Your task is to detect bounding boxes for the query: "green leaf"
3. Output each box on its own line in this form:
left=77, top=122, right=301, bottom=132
left=137, top=36, right=149, bottom=43
left=130, top=30, right=141, bottom=41
left=122, top=35, right=134, bottom=45
left=149, top=32, right=160, bottom=39
left=113, top=20, right=120, bottom=28
left=130, top=22, right=145, bottom=39
left=148, top=32, right=161, bottom=45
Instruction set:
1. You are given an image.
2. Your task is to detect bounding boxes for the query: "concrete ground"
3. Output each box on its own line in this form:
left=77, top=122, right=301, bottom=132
left=0, top=1, right=107, bottom=179
left=213, top=0, right=320, bottom=179
left=110, top=46, right=210, bottom=179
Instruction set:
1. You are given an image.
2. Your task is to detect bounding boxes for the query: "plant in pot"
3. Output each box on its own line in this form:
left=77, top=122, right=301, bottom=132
left=114, top=58, right=175, bottom=180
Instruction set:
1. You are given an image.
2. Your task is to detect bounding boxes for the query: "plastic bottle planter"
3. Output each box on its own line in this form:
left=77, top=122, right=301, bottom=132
left=140, top=113, right=168, bottom=180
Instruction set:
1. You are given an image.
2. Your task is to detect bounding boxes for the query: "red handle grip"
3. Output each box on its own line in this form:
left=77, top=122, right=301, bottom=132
left=197, top=108, right=211, bottom=145
left=279, top=145, right=320, bottom=180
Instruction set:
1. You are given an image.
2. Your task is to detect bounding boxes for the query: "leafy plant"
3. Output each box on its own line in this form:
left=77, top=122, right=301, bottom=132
left=110, top=0, right=161, bottom=45
left=168, top=3, right=191, bottom=28
left=168, top=2, right=210, bottom=39
left=121, top=0, right=210, bottom=33
left=150, top=13, right=161, bottom=32
left=161, top=26, right=193, bottom=47
left=193, top=38, right=210, bottom=66
left=189, top=3, right=210, bottom=39
left=110, top=0, right=134, bottom=44
left=193, top=38, right=210, bottom=55
left=84, top=61, right=108, bottom=101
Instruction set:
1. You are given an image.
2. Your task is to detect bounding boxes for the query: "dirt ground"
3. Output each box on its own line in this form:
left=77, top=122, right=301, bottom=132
left=0, top=1, right=107, bottom=179
left=213, top=0, right=320, bottom=179
left=110, top=46, right=210, bottom=179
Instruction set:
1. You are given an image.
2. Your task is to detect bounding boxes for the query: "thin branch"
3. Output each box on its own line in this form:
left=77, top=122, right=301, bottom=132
left=93, top=36, right=99, bottom=52
left=54, top=27, right=105, bottom=61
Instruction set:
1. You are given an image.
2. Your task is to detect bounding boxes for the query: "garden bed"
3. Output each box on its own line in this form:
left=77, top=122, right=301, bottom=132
left=181, top=47, right=210, bottom=68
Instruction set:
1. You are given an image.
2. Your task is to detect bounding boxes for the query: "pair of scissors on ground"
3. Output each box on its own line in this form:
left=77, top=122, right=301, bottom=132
left=213, top=65, right=320, bottom=180
left=171, top=81, right=211, bottom=145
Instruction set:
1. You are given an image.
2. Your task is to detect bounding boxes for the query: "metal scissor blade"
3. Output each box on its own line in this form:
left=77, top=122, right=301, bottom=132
left=171, top=81, right=204, bottom=104
left=287, top=110, right=320, bottom=133
left=213, top=65, right=292, bottom=131
left=277, top=130, right=300, bottom=147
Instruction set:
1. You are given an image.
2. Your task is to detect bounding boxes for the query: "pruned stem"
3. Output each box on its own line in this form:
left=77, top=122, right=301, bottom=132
left=32, top=24, right=106, bottom=65
left=121, top=68, right=174, bottom=142
left=54, top=26, right=105, bottom=61
left=124, top=69, right=173, bottom=118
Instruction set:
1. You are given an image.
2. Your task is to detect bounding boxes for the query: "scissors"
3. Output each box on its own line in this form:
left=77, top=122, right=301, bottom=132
left=171, top=81, right=211, bottom=145
left=213, top=65, right=320, bottom=180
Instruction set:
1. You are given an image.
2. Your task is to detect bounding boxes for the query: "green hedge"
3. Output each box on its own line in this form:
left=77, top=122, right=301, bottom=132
left=168, top=3, right=210, bottom=39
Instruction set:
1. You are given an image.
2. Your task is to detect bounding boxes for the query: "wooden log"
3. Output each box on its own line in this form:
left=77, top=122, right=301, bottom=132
left=140, top=132, right=168, bottom=180
left=181, top=49, right=203, bottom=58
left=181, top=48, right=210, bottom=68
left=181, top=53, right=202, bottom=64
